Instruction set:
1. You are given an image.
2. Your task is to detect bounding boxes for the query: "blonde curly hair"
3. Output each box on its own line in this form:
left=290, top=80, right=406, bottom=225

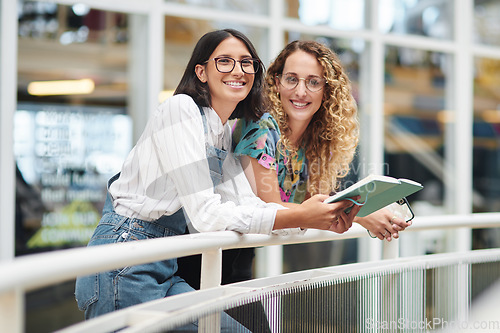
left=266, top=40, right=359, bottom=195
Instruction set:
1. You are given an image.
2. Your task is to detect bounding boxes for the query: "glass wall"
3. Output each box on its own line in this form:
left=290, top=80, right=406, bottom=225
left=17, top=1, right=129, bottom=107
left=472, top=56, right=500, bottom=250
left=15, top=2, right=132, bottom=257
left=473, top=57, right=500, bottom=213
left=15, top=3, right=133, bottom=332
left=384, top=46, right=447, bottom=213
left=164, top=0, right=268, bottom=15
left=474, top=0, right=500, bottom=46
left=288, top=0, right=366, bottom=30
left=383, top=46, right=451, bottom=255
left=379, top=0, right=454, bottom=39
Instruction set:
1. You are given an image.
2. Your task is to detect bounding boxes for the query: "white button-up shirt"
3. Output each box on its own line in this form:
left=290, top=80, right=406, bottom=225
left=109, top=94, right=298, bottom=235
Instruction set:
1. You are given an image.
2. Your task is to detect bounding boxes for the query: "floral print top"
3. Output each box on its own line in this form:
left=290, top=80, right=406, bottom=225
left=232, top=113, right=309, bottom=204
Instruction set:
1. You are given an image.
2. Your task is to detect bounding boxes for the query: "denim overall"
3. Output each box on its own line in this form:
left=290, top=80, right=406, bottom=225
left=74, top=106, right=247, bottom=331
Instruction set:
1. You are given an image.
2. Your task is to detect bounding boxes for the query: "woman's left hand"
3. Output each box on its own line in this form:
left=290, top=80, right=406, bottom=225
left=329, top=200, right=362, bottom=233
left=355, top=208, right=411, bottom=241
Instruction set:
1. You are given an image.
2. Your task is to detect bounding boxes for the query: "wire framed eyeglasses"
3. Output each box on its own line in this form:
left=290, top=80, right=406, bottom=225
left=205, top=57, right=261, bottom=74
left=276, top=73, right=326, bottom=92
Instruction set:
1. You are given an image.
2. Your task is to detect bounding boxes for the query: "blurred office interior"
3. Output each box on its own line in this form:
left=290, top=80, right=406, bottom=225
left=1, top=0, right=500, bottom=331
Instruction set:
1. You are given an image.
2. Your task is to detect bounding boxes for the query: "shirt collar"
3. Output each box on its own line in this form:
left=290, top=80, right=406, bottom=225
left=204, top=106, right=225, bottom=137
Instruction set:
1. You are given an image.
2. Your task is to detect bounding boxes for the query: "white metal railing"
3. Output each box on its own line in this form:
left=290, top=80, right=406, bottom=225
left=57, top=248, right=500, bottom=333
left=1, top=213, right=500, bottom=332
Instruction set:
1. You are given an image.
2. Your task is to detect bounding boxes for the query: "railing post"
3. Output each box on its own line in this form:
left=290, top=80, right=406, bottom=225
left=0, top=289, right=24, bottom=333
left=382, top=238, right=399, bottom=260
left=200, top=248, right=222, bottom=290
left=199, top=248, right=222, bottom=333
left=255, top=245, right=283, bottom=278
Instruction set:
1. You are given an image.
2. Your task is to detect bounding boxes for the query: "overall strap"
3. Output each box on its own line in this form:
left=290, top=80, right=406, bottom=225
left=197, top=104, right=209, bottom=135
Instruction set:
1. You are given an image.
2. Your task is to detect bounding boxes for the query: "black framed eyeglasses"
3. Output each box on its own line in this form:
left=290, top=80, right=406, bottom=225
left=276, top=73, right=326, bottom=92
left=367, top=197, right=415, bottom=239
left=205, top=57, right=260, bottom=74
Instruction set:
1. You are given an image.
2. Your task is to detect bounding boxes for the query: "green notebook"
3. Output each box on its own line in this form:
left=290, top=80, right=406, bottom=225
left=324, top=175, right=423, bottom=217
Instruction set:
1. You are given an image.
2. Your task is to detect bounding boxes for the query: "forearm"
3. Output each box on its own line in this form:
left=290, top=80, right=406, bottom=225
left=262, top=197, right=297, bottom=209
left=273, top=195, right=358, bottom=233
left=273, top=205, right=305, bottom=230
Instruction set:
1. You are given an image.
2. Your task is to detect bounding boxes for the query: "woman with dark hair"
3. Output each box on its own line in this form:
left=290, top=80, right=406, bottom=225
left=175, top=29, right=265, bottom=122
left=75, top=30, right=360, bottom=325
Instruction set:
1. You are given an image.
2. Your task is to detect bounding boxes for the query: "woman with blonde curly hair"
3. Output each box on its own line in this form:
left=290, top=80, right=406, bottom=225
left=233, top=40, right=411, bottom=249
left=267, top=40, right=359, bottom=197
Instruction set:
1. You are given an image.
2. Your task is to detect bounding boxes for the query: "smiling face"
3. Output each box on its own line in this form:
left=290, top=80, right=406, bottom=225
left=277, top=50, right=324, bottom=132
left=195, top=36, right=255, bottom=122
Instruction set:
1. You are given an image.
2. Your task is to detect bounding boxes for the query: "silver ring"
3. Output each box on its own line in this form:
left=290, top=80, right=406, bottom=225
left=390, top=216, right=397, bottom=224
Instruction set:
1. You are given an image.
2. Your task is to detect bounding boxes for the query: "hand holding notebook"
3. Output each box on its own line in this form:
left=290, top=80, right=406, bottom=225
left=325, top=175, right=423, bottom=217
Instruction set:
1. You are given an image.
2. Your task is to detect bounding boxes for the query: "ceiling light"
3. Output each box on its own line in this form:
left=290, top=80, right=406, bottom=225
left=72, top=4, right=90, bottom=16
left=27, top=79, right=95, bottom=96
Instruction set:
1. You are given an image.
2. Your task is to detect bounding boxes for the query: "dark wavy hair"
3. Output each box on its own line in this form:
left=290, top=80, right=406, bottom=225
left=174, top=29, right=265, bottom=121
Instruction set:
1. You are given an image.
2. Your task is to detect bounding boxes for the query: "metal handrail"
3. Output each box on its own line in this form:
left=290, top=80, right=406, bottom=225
left=57, top=248, right=500, bottom=333
left=1, top=212, right=500, bottom=332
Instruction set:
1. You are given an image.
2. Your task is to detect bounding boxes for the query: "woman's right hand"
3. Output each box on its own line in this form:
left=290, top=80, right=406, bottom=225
left=355, top=207, right=411, bottom=241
